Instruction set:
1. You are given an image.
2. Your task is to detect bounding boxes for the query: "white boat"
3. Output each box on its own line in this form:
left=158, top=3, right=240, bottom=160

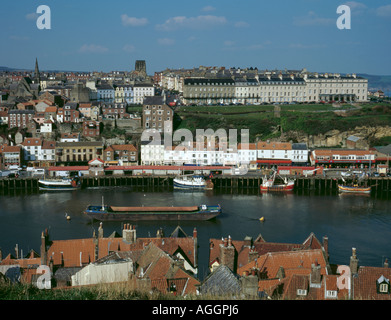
left=173, top=175, right=214, bottom=190
left=38, top=177, right=81, bottom=191
left=260, top=171, right=295, bottom=192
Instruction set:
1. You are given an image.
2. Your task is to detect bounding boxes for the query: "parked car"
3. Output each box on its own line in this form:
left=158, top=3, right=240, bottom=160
left=8, top=172, right=19, bottom=178
left=372, top=172, right=380, bottom=177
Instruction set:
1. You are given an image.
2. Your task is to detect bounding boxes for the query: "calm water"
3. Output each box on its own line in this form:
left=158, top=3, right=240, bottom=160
left=1, top=186, right=390, bottom=279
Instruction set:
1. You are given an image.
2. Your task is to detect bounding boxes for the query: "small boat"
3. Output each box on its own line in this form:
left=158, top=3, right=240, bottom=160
left=38, top=177, right=81, bottom=191
left=173, top=175, right=214, bottom=190
left=260, top=171, right=295, bottom=192
left=338, top=173, right=371, bottom=194
left=84, top=198, right=222, bottom=221
left=338, top=185, right=371, bottom=194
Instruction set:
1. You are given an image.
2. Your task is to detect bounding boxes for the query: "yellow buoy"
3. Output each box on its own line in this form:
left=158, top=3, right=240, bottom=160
left=259, top=217, right=265, bottom=222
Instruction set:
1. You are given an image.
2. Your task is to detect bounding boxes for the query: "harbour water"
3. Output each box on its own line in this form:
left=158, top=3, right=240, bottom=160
left=0, top=186, right=391, bottom=279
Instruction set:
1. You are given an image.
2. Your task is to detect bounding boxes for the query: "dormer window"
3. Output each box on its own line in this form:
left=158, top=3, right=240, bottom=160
left=377, top=275, right=390, bottom=294
left=297, top=289, right=307, bottom=296
left=326, top=290, right=337, bottom=298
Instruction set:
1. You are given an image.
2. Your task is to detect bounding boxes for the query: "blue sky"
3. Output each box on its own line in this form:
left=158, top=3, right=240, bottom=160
left=1, top=0, right=390, bottom=75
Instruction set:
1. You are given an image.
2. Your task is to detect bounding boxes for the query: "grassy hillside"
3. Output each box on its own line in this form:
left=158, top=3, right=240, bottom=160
left=174, top=103, right=391, bottom=143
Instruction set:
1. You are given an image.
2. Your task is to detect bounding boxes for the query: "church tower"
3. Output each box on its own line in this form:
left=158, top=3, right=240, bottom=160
left=34, top=58, right=41, bottom=84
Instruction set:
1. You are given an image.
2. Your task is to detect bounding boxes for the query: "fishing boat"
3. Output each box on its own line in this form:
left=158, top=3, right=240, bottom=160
left=38, top=177, right=81, bottom=191
left=173, top=175, right=214, bottom=190
left=337, top=185, right=371, bottom=194
left=260, top=171, right=295, bottom=192
left=84, top=200, right=222, bottom=221
left=338, top=172, right=371, bottom=194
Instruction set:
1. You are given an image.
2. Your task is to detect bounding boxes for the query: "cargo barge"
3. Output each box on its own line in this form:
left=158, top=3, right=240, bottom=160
left=84, top=202, right=222, bottom=221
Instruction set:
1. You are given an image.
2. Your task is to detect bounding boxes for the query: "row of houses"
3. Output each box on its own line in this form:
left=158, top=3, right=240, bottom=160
left=0, top=137, right=138, bottom=170
left=1, top=134, right=388, bottom=171
left=1, top=98, right=141, bottom=129
left=141, top=139, right=388, bottom=169
left=0, top=226, right=389, bottom=300
left=154, top=67, right=369, bottom=105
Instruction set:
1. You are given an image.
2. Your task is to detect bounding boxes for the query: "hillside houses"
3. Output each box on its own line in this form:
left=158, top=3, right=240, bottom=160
left=0, top=227, right=389, bottom=300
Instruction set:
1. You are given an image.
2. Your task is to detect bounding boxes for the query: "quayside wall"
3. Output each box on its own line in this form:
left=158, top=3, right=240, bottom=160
left=1, top=175, right=391, bottom=194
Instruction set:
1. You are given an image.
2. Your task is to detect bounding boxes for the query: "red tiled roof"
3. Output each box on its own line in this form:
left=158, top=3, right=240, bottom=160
left=22, top=138, right=42, bottom=146
left=257, top=141, right=292, bottom=150
left=2, top=145, right=21, bottom=153
left=46, top=238, right=95, bottom=268
left=353, top=266, right=391, bottom=300
left=238, top=143, right=256, bottom=150
left=314, top=149, right=374, bottom=156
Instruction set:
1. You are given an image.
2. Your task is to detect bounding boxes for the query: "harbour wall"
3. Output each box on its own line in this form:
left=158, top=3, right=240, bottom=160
left=1, top=175, right=391, bottom=194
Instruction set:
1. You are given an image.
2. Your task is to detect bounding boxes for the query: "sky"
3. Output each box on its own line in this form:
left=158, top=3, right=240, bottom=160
left=1, top=0, right=390, bottom=75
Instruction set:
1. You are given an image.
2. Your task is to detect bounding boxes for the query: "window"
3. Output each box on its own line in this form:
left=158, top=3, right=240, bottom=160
left=326, top=290, right=337, bottom=298
left=297, top=289, right=307, bottom=296
left=379, top=283, right=389, bottom=293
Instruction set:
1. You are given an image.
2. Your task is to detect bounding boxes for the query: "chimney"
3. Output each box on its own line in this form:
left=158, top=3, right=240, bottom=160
left=276, top=266, right=285, bottom=280
left=384, top=259, right=389, bottom=268
left=156, top=228, right=164, bottom=238
left=98, top=222, right=104, bottom=238
left=40, top=231, right=47, bottom=266
left=323, top=236, right=329, bottom=260
left=123, top=224, right=136, bottom=244
left=193, top=228, right=197, bottom=239
left=310, top=259, right=322, bottom=288
left=15, top=244, right=19, bottom=260
left=350, top=248, right=359, bottom=275
left=244, top=236, right=253, bottom=248
left=248, top=247, right=258, bottom=263
left=240, top=268, right=259, bottom=297
left=219, top=235, right=236, bottom=272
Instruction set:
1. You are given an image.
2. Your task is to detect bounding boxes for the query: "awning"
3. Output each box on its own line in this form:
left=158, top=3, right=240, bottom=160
left=257, top=160, right=292, bottom=165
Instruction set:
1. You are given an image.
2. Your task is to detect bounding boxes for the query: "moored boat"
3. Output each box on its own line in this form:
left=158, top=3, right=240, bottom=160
left=38, top=177, right=81, bottom=191
left=84, top=202, right=222, bottom=221
left=260, top=171, right=295, bottom=192
left=173, top=175, right=214, bottom=190
left=338, top=172, right=371, bottom=194
left=338, top=185, right=371, bottom=194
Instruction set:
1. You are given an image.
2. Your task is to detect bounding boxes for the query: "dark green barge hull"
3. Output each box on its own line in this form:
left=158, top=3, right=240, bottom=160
left=84, top=205, right=222, bottom=221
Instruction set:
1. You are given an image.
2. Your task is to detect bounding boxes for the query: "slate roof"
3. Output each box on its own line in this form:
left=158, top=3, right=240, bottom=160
left=143, top=96, right=165, bottom=105
left=199, top=264, right=241, bottom=296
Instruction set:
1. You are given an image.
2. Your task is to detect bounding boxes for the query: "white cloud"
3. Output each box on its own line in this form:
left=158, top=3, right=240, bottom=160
left=157, top=38, right=175, bottom=45
left=344, top=1, right=367, bottom=10
left=10, top=35, right=30, bottom=41
left=26, top=12, right=39, bottom=20
left=121, top=15, right=148, bottom=27
left=224, top=40, right=235, bottom=46
left=234, top=21, right=250, bottom=28
left=79, top=44, right=109, bottom=54
left=376, top=5, right=391, bottom=17
left=157, top=15, right=227, bottom=31
left=202, top=6, right=216, bottom=12
left=293, top=11, right=334, bottom=26
left=123, top=44, right=136, bottom=53
left=289, top=43, right=327, bottom=49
